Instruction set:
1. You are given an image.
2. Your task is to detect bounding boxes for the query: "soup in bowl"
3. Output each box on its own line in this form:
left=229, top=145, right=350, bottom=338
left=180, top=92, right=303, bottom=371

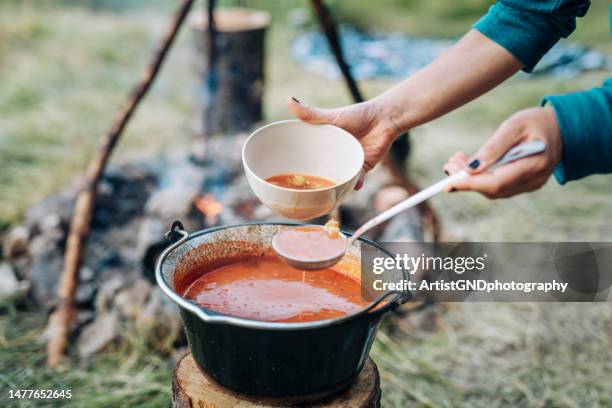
left=242, top=120, right=364, bottom=220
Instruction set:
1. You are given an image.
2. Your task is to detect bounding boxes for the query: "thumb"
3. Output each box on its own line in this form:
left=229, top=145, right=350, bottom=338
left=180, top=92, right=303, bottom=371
left=468, top=120, right=521, bottom=174
left=288, top=97, right=338, bottom=125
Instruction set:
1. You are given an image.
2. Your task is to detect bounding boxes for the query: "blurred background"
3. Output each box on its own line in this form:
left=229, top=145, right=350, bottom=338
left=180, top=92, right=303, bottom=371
left=1, top=0, right=611, bottom=406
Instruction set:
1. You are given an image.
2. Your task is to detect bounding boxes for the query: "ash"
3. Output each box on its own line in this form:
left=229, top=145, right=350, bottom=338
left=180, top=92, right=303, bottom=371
left=1, top=133, right=424, bottom=357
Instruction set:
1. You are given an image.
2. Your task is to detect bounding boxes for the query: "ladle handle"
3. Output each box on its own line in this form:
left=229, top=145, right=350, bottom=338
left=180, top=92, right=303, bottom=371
left=348, top=140, right=547, bottom=244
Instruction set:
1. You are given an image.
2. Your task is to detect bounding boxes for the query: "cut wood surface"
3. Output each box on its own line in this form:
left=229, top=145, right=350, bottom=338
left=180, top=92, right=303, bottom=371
left=172, top=353, right=381, bottom=408
left=192, top=8, right=269, bottom=135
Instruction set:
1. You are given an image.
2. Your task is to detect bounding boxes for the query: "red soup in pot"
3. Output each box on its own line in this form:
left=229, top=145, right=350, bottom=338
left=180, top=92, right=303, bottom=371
left=182, top=256, right=368, bottom=323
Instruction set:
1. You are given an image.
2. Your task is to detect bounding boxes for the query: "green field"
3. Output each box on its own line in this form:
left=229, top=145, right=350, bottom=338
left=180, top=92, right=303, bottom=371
left=1, top=1, right=611, bottom=406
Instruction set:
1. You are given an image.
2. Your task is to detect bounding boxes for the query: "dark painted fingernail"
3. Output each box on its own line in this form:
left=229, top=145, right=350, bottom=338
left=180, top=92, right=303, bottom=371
left=468, top=159, right=480, bottom=169
left=449, top=187, right=457, bottom=193
left=291, top=97, right=300, bottom=104
left=443, top=169, right=449, bottom=175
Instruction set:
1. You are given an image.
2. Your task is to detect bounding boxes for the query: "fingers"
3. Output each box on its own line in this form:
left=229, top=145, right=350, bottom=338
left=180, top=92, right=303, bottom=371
left=355, top=162, right=373, bottom=191
left=355, top=172, right=365, bottom=191
left=488, top=175, right=546, bottom=198
left=467, top=119, right=522, bottom=174
left=287, top=97, right=338, bottom=124
left=442, top=153, right=469, bottom=192
left=443, top=152, right=469, bottom=175
left=450, top=157, right=544, bottom=198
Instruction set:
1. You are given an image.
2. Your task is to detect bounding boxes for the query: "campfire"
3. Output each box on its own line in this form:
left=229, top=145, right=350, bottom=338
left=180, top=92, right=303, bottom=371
left=1, top=0, right=437, bottom=373
left=194, top=193, right=224, bottom=226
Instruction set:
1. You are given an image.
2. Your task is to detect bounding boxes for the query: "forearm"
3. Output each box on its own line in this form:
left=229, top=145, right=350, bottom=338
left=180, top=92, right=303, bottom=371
left=371, top=29, right=523, bottom=136
left=543, top=79, right=612, bottom=184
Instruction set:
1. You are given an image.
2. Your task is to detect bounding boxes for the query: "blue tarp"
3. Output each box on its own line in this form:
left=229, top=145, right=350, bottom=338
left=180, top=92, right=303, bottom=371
left=291, top=25, right=611, bottom=80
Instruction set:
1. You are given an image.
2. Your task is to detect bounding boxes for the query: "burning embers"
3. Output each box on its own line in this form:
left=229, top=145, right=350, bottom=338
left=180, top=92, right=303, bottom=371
left=194, top=193, right=224, bottom=226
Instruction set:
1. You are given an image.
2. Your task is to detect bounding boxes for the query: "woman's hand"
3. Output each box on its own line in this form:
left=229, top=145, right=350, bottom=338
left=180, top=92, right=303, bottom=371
left=287, top=31, right=523, bottom=190
left=443, top=107, right=562, bottom=199
left=288, top=97, right=400, bottom=189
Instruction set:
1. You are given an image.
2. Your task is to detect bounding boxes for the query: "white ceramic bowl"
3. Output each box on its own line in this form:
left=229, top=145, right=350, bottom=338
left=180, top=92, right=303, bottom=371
left=242, top=120, right=364, bottom=220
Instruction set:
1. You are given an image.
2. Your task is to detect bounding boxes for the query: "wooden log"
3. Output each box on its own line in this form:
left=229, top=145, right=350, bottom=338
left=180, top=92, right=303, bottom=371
left=192, top=8, right=270, bottom=135
left=45, top=0, right=195, bottom=367
left=172, top=353, right=381, bottom=408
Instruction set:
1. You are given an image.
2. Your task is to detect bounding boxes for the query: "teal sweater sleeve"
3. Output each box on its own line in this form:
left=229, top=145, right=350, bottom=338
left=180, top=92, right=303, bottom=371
left=543, top=79, right=612, bottom=184
left=474, top=0, right=591, bottom=72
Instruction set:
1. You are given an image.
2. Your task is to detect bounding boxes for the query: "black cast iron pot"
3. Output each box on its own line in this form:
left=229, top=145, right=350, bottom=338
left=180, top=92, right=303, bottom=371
left=155, top=221, right=409, bottom=401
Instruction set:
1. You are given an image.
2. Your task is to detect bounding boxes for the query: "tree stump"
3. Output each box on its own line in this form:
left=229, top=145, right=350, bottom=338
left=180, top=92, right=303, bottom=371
left=172, top=353, right=381, bottom=408
left=191, top=8, right=270, bottom=136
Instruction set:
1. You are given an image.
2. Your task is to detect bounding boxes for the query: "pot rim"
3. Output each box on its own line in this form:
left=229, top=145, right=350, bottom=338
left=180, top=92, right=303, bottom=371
left=155, top=221, right=410, bottom=331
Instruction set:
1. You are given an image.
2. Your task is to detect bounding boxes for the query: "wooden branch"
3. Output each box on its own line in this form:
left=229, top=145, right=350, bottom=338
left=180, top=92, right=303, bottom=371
left=203, top=0, right=217, bottom=136
left=309, top=0, right=440, bottom=241
left=46, top=0, right=195, bottom=368
left=309, top=0, right=363, bottom=102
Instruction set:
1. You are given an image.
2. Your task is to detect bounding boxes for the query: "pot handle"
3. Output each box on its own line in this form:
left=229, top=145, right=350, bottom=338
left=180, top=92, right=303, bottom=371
left=362, top=288, right=412, bottom=315
left=155, top=220, right=230, bottom=324
left=164, top=220, right=189, bottom=245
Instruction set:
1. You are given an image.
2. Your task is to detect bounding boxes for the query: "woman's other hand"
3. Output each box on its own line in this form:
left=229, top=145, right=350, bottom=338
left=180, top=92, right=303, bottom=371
left=443, top=107, right=562, bottom=199
left=288, top=97, right=400, bottom=189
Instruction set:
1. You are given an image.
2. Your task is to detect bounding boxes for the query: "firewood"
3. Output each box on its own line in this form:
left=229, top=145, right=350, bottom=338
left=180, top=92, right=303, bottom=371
left=191, top=5, right=270, bottom=135
left=172, top=353, right=381, bottom=407
left=45, top=0, right=196, bottom=367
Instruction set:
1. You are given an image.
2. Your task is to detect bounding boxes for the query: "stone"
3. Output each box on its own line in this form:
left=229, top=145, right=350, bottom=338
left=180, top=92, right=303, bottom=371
left=139, top=288, right=178, bottom=326
left=24, top=191, right=74, bottom=232
left=28, top=232, right=63, bottom=260
left=137, top=287, right=183, bottom=346
left=2, top=225, right=30, bottom=258
left=28, top=246, right=64, bottom=310
left=0, top=262, right=30, bottom=307
left=136, top=217, right=166, bottom=263
left=75, top=283, right=97, bottom=306
left=79, top=266, right=95, bottom=282
left=145, top=154, right=206, bottom=223
left=91, top=164, right=158, bottom=229
left=39, top=213, right=63, bottom=233
left=95, top=273, right=131, bottom=313
left=71, top=310, right=95, bottom=332
left=77, top=312, right=119, bottom=358
left=114, top=278, right=152, bottom=320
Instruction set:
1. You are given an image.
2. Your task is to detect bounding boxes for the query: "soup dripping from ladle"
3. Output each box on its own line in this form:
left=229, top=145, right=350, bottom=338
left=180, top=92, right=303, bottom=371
left=272, top=140, right=547, bottom=270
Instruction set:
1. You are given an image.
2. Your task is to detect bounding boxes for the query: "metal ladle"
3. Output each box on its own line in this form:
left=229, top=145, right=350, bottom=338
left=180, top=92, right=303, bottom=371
left=273, top=140, right=547, bottom=270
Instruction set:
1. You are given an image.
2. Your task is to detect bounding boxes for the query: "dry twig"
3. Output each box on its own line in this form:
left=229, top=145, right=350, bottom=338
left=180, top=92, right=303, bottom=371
left=46, top=0, right=196, bottom=367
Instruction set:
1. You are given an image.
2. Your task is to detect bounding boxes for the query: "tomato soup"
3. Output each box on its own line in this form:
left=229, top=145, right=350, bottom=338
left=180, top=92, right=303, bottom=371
left=182, top=256, right=368, bottom=323
left=265, top=173, right=335, bottom=190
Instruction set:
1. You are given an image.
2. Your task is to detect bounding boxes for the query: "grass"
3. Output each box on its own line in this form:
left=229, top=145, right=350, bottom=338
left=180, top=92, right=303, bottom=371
left=2, top=304, right=611, bottom=407
left=0, top=312, right=174, bottom=407
left=1, top=0, right=611, bottom=406
left=0, top=1, right=194, bottom=226
left=373, top=303, right=612, bottom=407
